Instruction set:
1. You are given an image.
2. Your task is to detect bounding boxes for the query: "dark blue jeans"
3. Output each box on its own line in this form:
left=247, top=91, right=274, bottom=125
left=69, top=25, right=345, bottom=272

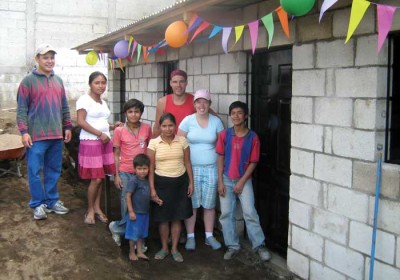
left=27, top=139, right=63, bottom=208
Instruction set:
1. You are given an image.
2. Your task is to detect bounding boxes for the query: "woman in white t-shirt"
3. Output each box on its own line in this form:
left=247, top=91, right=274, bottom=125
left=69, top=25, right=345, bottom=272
left=76, top=71, right=121, bottom=225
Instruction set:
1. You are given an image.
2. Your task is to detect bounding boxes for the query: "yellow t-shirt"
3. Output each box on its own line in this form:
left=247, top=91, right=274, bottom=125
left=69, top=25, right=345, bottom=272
left=148, top=135, right=188, bottom=177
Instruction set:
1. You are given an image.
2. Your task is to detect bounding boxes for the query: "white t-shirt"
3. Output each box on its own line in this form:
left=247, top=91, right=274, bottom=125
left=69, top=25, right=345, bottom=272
left=76, top=93, right=111, bottom=140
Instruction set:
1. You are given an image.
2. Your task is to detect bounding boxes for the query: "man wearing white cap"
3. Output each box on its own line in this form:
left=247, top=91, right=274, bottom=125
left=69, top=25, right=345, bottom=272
left=17, top=43, right=72, bottom=220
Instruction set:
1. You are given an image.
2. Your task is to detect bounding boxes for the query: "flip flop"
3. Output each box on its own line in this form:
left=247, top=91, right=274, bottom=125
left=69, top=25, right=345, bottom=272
left=84, top=213, right=95, bottom=225
left=171, top=251, right=183, bottom=263
left=154, top=249, right=169, bottom=260
left=95, top=213, right=109, bottom=223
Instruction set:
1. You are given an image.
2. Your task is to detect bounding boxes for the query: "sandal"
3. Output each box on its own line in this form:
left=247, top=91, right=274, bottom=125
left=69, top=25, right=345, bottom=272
left=84, top=213, right=95, bottom=225
left=171, top=251, right=183, bottom=263
left=95, top=213, right=109, bottom=223
left=154, top=249, right=169, bottom=260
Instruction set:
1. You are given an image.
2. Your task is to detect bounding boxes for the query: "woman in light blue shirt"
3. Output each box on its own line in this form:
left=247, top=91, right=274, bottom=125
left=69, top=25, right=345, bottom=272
left=178, top=89, right=224, bottom=251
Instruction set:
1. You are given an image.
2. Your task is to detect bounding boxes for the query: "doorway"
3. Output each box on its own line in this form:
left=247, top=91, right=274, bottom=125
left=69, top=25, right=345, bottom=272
left=251, top=48, right=292, bottom=257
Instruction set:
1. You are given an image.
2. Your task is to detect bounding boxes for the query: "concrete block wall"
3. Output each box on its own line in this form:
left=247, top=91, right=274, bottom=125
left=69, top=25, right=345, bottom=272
left=288, top=4, right=400, bottom=280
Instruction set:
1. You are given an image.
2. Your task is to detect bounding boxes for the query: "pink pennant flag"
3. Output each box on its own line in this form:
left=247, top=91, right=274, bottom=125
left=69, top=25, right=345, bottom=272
left=189, top=21, right=210, bottom=43
left=345, top=0, right=370, bottom=43
left=377, top=4, right=397, bottom=52
left=320, top=0, right=338, bottom=22
left=248, top=20, right=259, bottom=55
left=222, top=27, right=232, bottom=54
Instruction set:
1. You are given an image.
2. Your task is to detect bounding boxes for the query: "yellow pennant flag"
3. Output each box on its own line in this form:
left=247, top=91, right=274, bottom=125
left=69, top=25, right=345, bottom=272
left=229, top=25, right=244, bottom=51
left=345, top=0, right=370, bottom=43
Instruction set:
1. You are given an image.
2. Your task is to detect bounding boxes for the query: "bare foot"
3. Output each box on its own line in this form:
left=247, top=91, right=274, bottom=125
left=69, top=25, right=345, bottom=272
left=137, top=253, right=149, bottom=261
left=129, top=252, right=138, bottom=261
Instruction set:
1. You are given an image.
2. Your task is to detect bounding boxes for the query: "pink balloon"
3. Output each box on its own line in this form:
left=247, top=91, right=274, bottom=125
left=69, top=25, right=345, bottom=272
left=114, top=40, right=129, bottom=58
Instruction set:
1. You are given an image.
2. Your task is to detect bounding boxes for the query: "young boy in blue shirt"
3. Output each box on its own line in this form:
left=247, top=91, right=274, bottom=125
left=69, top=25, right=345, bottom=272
left=125, top=154, right=151, bottom=261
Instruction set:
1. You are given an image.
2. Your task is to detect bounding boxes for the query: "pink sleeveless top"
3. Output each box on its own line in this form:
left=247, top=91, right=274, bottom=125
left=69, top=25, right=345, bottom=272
left=165, top=93, right=195, bottom=128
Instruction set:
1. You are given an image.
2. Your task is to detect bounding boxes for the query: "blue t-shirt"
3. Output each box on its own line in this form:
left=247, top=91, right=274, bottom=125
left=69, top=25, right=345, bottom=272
left=126, top=175, right=150, bottom=214
left=179, top=113, right=224, bottom=165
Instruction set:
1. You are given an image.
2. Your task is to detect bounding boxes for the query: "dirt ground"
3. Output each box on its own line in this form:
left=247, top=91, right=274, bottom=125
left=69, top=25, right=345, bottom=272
left=0, top=102, right=290, bottom=280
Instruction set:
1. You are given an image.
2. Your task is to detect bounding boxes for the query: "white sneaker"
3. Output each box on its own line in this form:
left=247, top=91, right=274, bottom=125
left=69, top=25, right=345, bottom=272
left=33, top=204, right=48, bottom=220
left=257, top=246, right=271, bottom=261
left=45, top=200, right=69, bottom=214
left=108, top=221, right=121, bottom=247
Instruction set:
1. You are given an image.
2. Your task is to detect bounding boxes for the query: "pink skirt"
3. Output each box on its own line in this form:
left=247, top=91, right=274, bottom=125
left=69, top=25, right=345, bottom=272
left=78, top=140, right=116, bottom=179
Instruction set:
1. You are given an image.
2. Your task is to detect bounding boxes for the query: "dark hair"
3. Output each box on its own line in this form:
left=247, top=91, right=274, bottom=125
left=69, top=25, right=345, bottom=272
left=229, top=101, right=249, bottom=116
left=88, top=71, right=107, bottom=85
left=133, top=153, right=150, bottom=168
left=159, top=112, right=176, bottom=125
left=170, top=69, right=187, bottom=81
left=123, top=99, right=144, bottom=113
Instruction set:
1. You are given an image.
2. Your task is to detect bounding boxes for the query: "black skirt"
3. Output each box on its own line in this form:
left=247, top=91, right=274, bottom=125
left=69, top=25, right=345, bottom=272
left=153, top=172, right=193, bottom=223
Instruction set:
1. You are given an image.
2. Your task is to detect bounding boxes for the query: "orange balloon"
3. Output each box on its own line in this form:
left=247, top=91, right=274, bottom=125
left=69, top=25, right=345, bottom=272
left=165, top=21, right=188, bottom=48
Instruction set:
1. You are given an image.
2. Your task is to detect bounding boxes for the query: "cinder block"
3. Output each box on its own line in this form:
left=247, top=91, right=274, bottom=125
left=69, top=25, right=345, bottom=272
left=293, top=44, right=314, bottom=70
left=315, top=154, right=352, bottom=187
left=186, top=57, right=202, bottom=75
left=289, top=199, right=312, bottom=230
left=287, top=248, right=309, bottom=280
left=310, top=261, right=346, bottom=280
left=356, top=35, right=388, bottom=66
left=193, top=75, right=209, bottom=93
left=349, top=221, right=395, bottom=264
left=328, top=184, right=369, bottom=222
left=143, top=64, right=151, bottom=78
left=134, top=66, right=143, bottom=78
left=290, top=148, right=314, bottom=177
left=292, top=226, right=323, bottom=261
left=292, top=97, right=313, bottom=123
left=139, top=78, right=147, bottom=92
left=315, top=97, right=352, bottom=127
left=210, top=74, right=227, bottom=94
left=325, top=240, right=364, bottom=279
left=202, top=55, right=219, bottom=74
left=365, top=258, right=400, bottom=280
left=332, top=128, right=376, bottom=161
left=130, top=79, right=139, bottom=91
left=228, top=74, right=246, bottom=94
left=316, top=40, right=354, bottom=68
left=333, top=8, right=375, bottom=38
left=292, top=70, right=325, bottom=97
left=291, top=123, right=323, bottom=152
left=369, top=198, right=400, bottom=235
left=290, top=175, right=322, bottom=207
left=335, top=67, right=387, bottom=98
left=218, top=94, right=242, bottom=115
left=219, top=52, right=247, bottom=74
left=314, top=207, right=348, bottom=244
left=298, top=14, right=332, bottom=43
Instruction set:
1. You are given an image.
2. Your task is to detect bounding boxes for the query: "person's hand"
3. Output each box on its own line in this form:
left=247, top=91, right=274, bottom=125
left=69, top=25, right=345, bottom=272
left=151, top=190, right=163, bottom=206
left=114, top=175, right=123, bottom=190
left=233, top=180, right=245, bottom=195
left=187, top=182, right=194, bottom=197
left=114, top=121, right=123, bottom=128
left=129, top=211, right=136, bottom=221
left=218, top=181, right=225, bottom=197
left=99, top=132, right=110, bottom=144
left=22, top=133, right=33, bottom=148
left=64, top=130, right=72, bottom=143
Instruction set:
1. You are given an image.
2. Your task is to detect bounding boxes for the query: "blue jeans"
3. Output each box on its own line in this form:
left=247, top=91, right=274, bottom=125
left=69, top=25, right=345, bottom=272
left=219, top=175, right=265, bottom=250
left=27, top=139, right=63, bottom=209
left=110, top=171, right=135, bottom=235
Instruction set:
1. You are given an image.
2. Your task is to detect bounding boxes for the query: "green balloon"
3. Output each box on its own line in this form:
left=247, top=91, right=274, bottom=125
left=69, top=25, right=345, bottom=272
left=280, top=0, right=316, bottom=16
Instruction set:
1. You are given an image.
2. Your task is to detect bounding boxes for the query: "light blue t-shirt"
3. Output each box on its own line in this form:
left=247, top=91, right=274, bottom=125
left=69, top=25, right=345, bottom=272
left=179, top=113, right=224, bottom=165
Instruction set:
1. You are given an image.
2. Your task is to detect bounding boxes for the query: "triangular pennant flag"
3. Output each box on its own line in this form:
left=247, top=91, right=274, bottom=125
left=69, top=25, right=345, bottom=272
left=222, top=27, right=232, bottom=54
left=108, top=58, right=112, bottom=70
left=261, top=13, right=274, bottom=48
left=377, top=4, right=397, bottom=52
left=136, top=44, right=142, bottom=63
left=229, top=25, right=244, bottom=51
left=209, top=26, right=223, bottom=39
left=143, top=46, right=148, bottom=64
left=190, top=21, right=210, bottom=43
left=320, top=0, right=338, bottom=22
left=187, top=15, right=202, bottom=33
left=118, top=58, right=124, bottom=71
left=275, top=6, right=290, bottom=39
left=345, top=0, right=370, bottom=43
left=248, top=20, right=259, bottom=54
left=128, top=36, right=134, bottom=52
left=130, top=41, right=138, bottom=60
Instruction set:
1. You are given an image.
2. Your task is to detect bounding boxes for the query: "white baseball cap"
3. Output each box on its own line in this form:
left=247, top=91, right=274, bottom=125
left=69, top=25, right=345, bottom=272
left=36, top=44, right=57, bottom=56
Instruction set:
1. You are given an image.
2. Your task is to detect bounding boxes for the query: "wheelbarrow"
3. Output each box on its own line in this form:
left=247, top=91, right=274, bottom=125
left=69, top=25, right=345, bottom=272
left=0, top=134, right=25, bottom=178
